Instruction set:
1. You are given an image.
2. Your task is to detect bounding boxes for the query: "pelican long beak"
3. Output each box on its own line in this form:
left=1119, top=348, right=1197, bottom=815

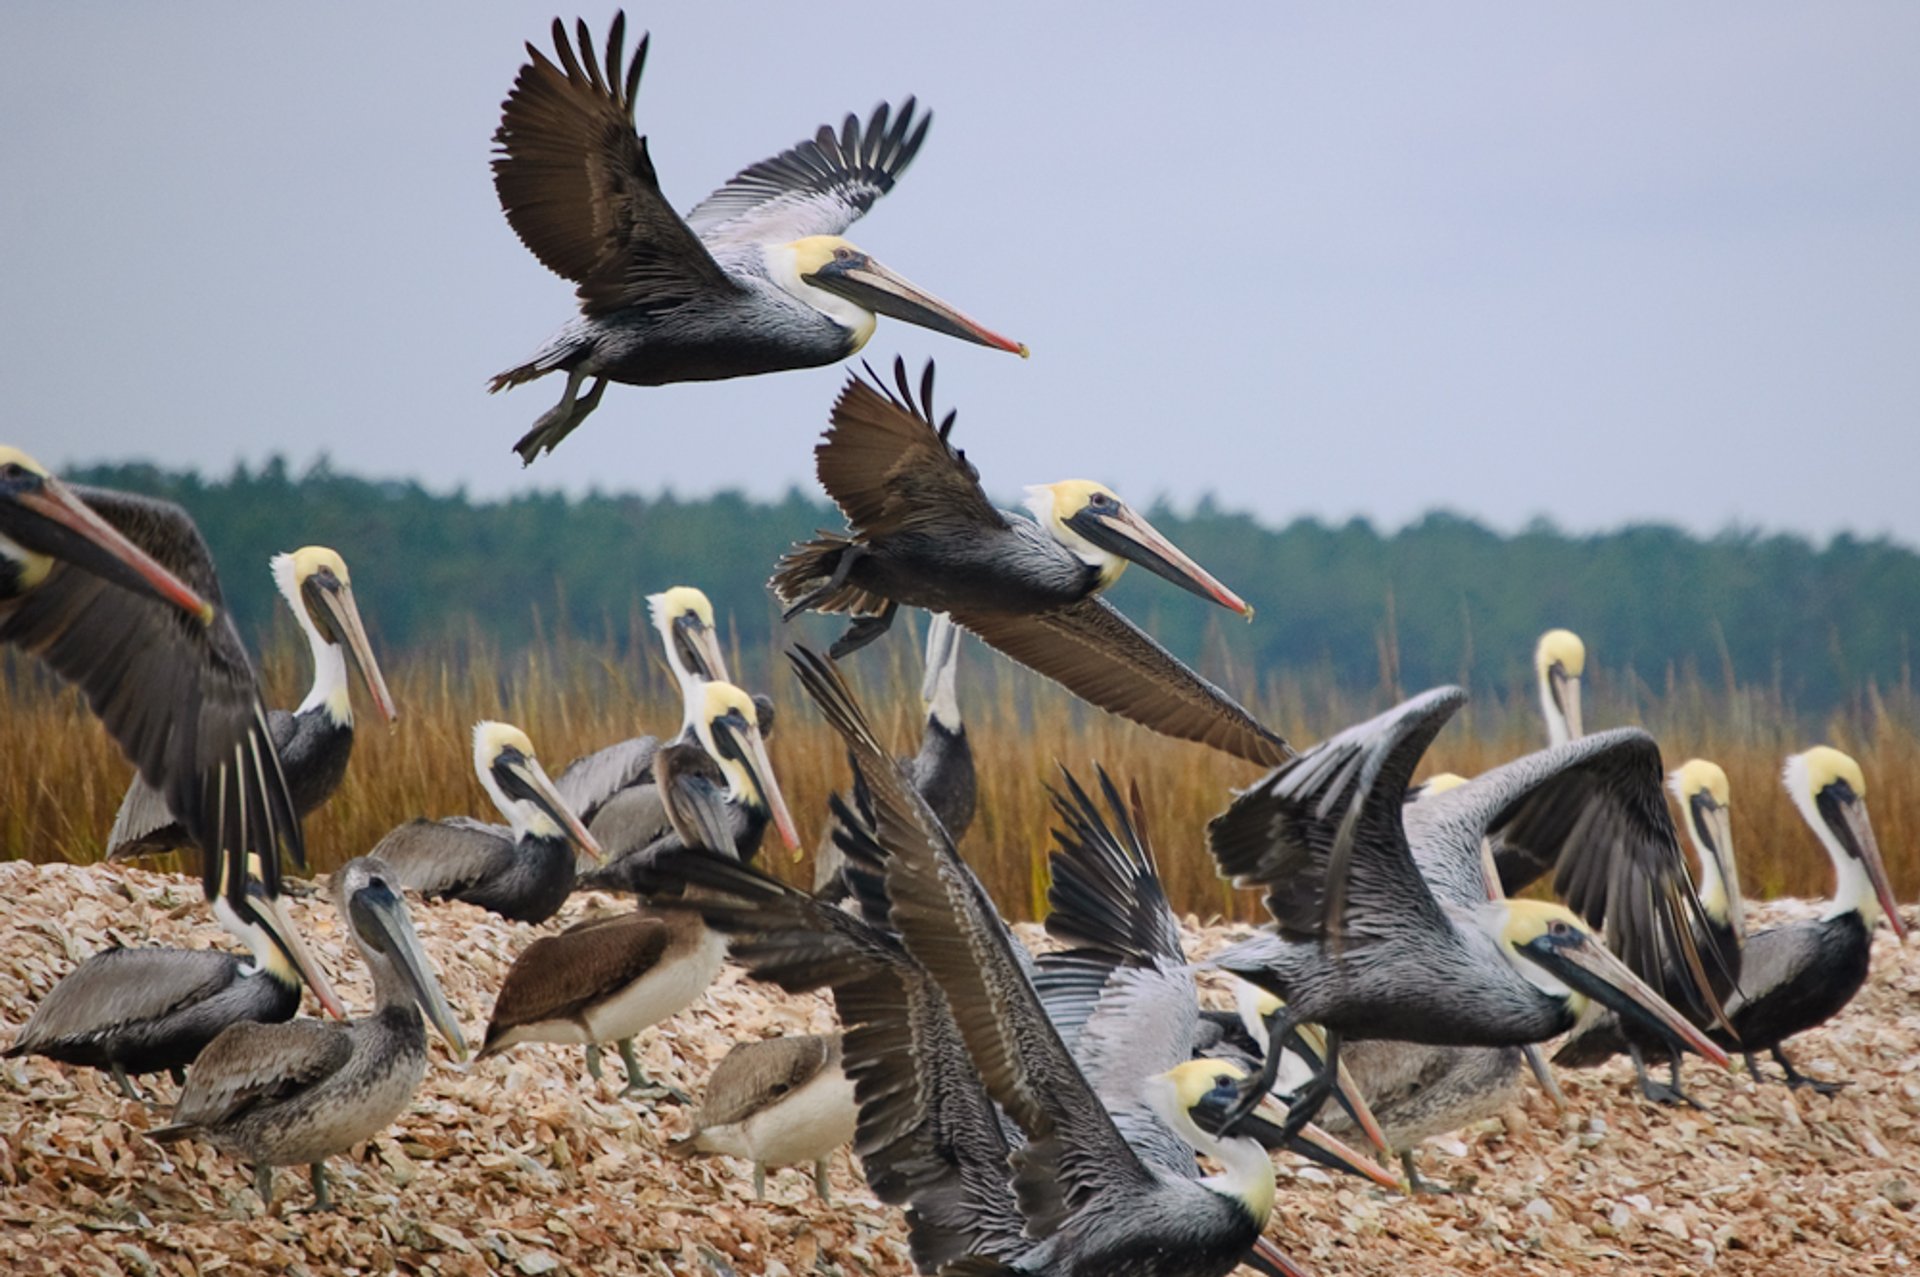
left=1072, top=503, right=1255, bottom=618
left=348, top=878, right=468, bottom=1060
left=672, top=610, right=732, bottom=685
left=1696, top=799, right=1745, bottom=946
left=1294, top=1120, right=1402, bottom=1192
left=1524, top=932, right=1731, bottom=1069
left=317, top=580, right=398, bottom=724
left=510, top=755, right=603, bottom=862
left=1833, top=796, right=1907, bottom=941
left=1550, top=665, right=1583, bottom=741
left=807, top=254, right=1027, bottom=356
left=727, top=718, right=800, bottom=852
left=4, top=475, right=214, bottom=624
left=259, top=891, right=348, bottom=1020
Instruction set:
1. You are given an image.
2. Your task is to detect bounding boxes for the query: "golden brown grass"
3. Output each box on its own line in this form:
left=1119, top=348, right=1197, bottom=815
left=3, top=626, right=1915, bottom=922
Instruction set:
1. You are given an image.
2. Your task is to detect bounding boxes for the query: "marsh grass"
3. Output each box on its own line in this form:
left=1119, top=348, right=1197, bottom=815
left=4, top=620, right=1915, bottom=923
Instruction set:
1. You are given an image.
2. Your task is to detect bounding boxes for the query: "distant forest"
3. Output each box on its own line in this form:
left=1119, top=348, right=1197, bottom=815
left=59, top=457, right=1920, bottom=717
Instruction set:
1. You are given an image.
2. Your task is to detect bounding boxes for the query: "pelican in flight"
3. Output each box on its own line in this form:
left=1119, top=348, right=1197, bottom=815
left=0, top=450, right=305, bottom=914
left=108, top=545, right=397, bottom=861
left=152, top=857, right=468, bottom=1210
left=6, top=857, right=343, bottom=1101
left=1710, top=746, right=1907, bottom=1091
left=376, top=722, right=603, bottom=924
left=489, top=13, right=1025, bottom=463
left=1209, top=686, right=1732, bottom=1135
left=773, top=360, right=1289, bottom=766
left=1535, top=628, right=1585, bottom=746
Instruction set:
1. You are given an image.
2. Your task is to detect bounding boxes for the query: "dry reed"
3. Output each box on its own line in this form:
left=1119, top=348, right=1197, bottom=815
left=3, top=622, right=1915, bottom=923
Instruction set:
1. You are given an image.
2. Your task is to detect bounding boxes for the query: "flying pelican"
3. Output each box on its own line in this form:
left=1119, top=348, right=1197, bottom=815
left=813, top=612, right=975, bottom=897
left=375, top=722, right=604, bottom=924
left=576, top=680, right=799, bottom=891
left=488, top=13, right=1025, bottom=463
left=5, top=857, right=343, bottom=1101
left=1552, top=758, right=1746, bottom=1105
left=773, top=360, right=1289, bottom=766
left=1208, top=686, right=1732, bottom=1135
left=107, top=545, right=398, bottom=861
left=0, top=450, right=305, bottom=914
left=667, top=1032, right=857, bottom=1202
left=1709, top=746, right=1908, bottom=1091
left=151, top=857, right=468, bottom=1210
left=1535, top=628, right=1585, bottom=746
left=478, top=905, right=713, bottom=1100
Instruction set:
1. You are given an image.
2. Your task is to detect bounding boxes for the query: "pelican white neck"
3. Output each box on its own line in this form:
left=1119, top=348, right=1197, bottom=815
left=272, top=552, right=351, bottom=727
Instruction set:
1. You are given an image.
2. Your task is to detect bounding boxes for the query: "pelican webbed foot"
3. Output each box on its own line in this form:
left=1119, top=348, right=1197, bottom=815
left=1400, top=1151, right=1457, bottom=1196
left=829, top=602, right=898, bottom=659
left=513, top=370, right=607, bottom=465
left=108, top=1064, right=147, bottom=1103
left=1628, top=1044, right=1703, bottom=1109
left=1772, top=1045, right=1847, bottom=1095
left=616, top=1038, right=690, bottom=1104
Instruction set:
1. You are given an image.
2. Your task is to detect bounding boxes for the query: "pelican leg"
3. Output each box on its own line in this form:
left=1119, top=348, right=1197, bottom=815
left=253, top=1165, right=276, bottom=1210
left=1400, top=1151, right=1454, bottom=1197
left=813, top=1157, right=832, bottom=1205
left=781, top=544, right=870, bottom=621
left=1772, top=1045, right=1846, bottom=1095
left=309, top=1163, right=333, bottom=1212
left=1522, top=1044, right=1567, bottom=1108
left=1742, top=1049, right=1767, bottom=1081
left=617, top=1038, right=691, bottom=1104
left=830, top=602, right=899, bottom=660
left=1277, top=1027, right=1344, bottom=1145
left=108, top=1063, right=145, bottom=1103
left=584, top=1043, right=605, bottom=1083
left=1222, top=1003, right=1300, bottom=1131
left=1627, top=1043, right=1701, bottom=1108
left=752, top=1164, right=767, bottom=1201
left=513, top=370, right=607, bottom=463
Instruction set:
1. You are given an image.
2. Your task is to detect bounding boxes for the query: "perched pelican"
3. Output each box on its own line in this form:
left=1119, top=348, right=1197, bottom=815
left=107, top=545, right=398, bottom=861
left=1710, top=747, right=1908, bottom=1090
left=576, top=680, right=799, bottom=891
left=773, top=360, right=1289, bottom=766
left=489, top=13, right=1025, bottom=462
left=667, top=1032, right=857, bottom=1201
left=0, top=450, right=305, bottom=912
left=1535, top=628, right=1585, bottom=746
left=375, top=722, right=603, bottom=924
left=657, top=649, right=1313, bottom=1277
left=1208, top=686, right=1732, bottom=1134
left=151, top=857, right=468, bottom=1210
left=813, top=612, right=975, bottom=897
left=1552, top=758, right=1746, bottom=1105
left=6, top=858, right=343, bottom=1101
left=478, top=906, right=713, bottom=1100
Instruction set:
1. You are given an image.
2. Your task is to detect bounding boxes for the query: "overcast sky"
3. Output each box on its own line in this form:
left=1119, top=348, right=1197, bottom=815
left=4, top=4, right=1917, bottom=545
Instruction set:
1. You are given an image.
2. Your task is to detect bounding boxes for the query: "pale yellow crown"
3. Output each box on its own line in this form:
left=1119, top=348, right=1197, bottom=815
left=648, top=585, right=714, bottom=629
left=700, top=680, right=757, bottom=724
left=1499, top=898, right=1589, bottom=949
left=1793, top=745, right=1865, bottom=798
left=473, top=720, right=536, bottom=763
left=0, top=446, right=50, bottom=475
left=1419, top=772, right=1469, bottom=796
left=788, top=234, right=860, bottom=276
left=285, top=545, right=348, bottom=585
left=1160, top=1057, right=1248, bottom=1111
left=1535, top=628, right=1586, bottom=677
left=1670, top=758, right=1730, bottom=807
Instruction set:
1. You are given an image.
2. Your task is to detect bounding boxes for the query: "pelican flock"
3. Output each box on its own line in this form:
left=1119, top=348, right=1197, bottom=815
left=1, top=7, right=1913, bottom=1274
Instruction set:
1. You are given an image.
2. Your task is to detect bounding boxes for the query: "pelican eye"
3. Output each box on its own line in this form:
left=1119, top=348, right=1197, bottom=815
left=1088, top=491, right=1113, bottom=510
left=1549, top=920, right=1574, bottom=939
left=833, top=247, right=855, bottom=262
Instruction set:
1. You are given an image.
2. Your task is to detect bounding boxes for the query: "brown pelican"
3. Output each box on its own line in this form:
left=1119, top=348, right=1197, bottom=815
left=478, top=906, right=714, bottom=1100
left=773, top=360, right=1289, bottom=766
left=0, top=449, right=305, bottom=912
left=1551, top=758, right=1746, bottom=1105
left=375, top=722, right=604, bottom=924
left=1709, top=747, right=1908, bottom=1090
left=5, top=858, right=343, bottom=1101
left=150, top=857, right=468, bottom=1210
left=107, top=545, right=398, bottom=861
left=813, top=611, right=975, bottom=896
left=667, top=1031, right=857, bottom=1201
left=488, top=13, right=1025, bottom=463
left=655, top=650, right=1313, bottom=1277
left=1209, top=686, right=1732, bottom=1135
left=1535, top=627, right=1585, bottom=746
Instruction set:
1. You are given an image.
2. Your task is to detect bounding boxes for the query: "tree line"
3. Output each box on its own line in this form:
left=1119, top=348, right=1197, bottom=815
left=58, top=456, right=1917, bottom=717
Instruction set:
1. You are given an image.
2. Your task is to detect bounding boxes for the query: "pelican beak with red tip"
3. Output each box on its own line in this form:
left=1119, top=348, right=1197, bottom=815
left=802, top=244, right=1027, bottom=357
left=1033, top=480, right=1256, bottom=618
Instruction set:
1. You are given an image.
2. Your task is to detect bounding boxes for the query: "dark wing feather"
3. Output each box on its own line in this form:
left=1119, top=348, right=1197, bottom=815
left=685, top=98, right=931, bottom=245
left=0, top=487, right=302, bottom=904
left=160, top=1019, right=349, bottom=1133
left=813, top=360, right=1008, bottom=542
left=553, top=733, right=661, bottom=824
left=482, top=912, right=672, bottom=1043
left=1208, top=687, right=1463, bottom=946
left=491, top=13, right=738, bottom=315
left=951, top=595, right=1291, bottom=767
left=8, top=949, right=237, bottom=1053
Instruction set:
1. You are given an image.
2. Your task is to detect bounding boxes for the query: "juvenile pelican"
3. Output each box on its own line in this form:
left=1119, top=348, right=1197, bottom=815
left=0, top=450, right=305, bottom=913
left=1553, top=758, right=1746, bottom=1105
left=489, top=13, right=1025, bottom=462
left=667, top=1032, right=857, bottom=1201
left=6, top=859, right=343, bottom=1101
left=1535, top=628, right=1585, bottom=746
left=1209, top=687, right=1732, bottom=1135
left=1710, top=747, right=1907, bottom=1090
left=151, top=857, right=468, bottom=1210
left=108, top=546, right=397, bottom=861
left=773, top=360, right=1289, bottom=766
left=375, top=722, right=603, bottom=924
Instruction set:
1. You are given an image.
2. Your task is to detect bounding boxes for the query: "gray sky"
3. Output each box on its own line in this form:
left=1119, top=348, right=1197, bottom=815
left=5, top=4, right=1917, bottom=544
